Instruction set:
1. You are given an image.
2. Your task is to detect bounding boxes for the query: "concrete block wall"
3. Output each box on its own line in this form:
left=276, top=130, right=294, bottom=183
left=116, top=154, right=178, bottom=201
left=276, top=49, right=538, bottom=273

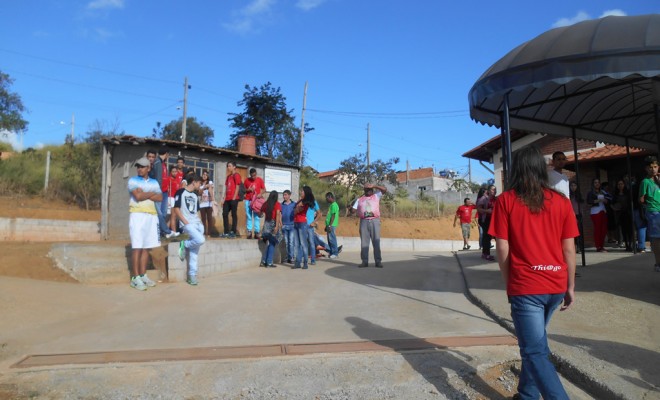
left=0, top=217, right=100, bottom=242
left=167, top=236, right=475, bottom=282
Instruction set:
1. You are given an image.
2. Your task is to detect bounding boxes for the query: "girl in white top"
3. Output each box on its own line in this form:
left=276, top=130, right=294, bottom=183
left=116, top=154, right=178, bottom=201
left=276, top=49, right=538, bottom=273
left=198, top=169, right=215, bottom=236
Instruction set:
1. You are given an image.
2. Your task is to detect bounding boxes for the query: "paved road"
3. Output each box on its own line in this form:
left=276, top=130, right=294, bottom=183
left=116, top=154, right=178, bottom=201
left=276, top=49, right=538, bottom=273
left=0, top=251, right=593, bottom=399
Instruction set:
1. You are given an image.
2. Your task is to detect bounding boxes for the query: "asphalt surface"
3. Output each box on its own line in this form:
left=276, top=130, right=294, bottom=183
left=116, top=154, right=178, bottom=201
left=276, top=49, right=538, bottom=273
left=0, top=246, right=656, bottom=399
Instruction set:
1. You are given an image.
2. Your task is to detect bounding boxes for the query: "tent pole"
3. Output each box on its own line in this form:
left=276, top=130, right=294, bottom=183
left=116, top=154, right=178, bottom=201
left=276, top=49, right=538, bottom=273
left=572, top=129, right=585, bottom=266
left=656, top=104, right=660, bottom=156
left=624, top=136, right=636, bottom=254
left=501, top=94, right=512, bottom=188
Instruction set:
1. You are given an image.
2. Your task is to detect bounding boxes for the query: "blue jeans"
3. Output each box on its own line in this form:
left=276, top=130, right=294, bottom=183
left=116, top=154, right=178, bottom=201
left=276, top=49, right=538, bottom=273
left=510, top=294, right=568, bottom=400
left=633, top=210, right=647, bottom=250
left=154, top=193, right=172, bottom=235
left=307, top=226, right=317, bottom=263
left=326, top=226, right=338, bottom=256
left=261, top=231, right=279, bottom=265
left=294, top=222, right=308, bottom=268
left=182, top=221, right=205, bottom=277
left=282, top=224, right=295, bottom=261
left=245, top=200, right=261, bottom=234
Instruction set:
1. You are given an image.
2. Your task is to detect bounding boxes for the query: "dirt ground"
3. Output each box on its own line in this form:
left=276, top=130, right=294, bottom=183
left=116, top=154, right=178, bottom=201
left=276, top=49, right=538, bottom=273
left=0, top=196, right=470, bottom=282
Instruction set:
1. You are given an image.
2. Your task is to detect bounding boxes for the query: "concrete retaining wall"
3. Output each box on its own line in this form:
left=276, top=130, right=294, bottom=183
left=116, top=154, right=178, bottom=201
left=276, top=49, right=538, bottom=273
left=49, top=237, right=479, bottom=284
left=0, top=217, right=100, bottom=242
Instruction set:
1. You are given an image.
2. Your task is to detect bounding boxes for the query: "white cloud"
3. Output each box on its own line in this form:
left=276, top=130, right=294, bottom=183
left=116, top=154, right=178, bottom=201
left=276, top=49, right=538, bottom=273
left=0, top=130, right=24, bottom=151
left=599, top=9, right=627, bottom=18
left=223, top=0, right=275, bottom=34
left=552, top=11, right=590, bottom=28
left=552, top=9, right=628, bottom=28
left=87, top=0, right=125, bottom=10
left=244, top=0, right=275, bottom=16
left=296, top=0, right=326, bottom=11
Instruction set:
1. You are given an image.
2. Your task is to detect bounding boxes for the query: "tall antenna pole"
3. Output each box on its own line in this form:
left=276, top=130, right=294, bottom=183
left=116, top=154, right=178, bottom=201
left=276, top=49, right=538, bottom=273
left=182, top=77, right=189, bottom=143
left=298, top=81, right=308, bottom=167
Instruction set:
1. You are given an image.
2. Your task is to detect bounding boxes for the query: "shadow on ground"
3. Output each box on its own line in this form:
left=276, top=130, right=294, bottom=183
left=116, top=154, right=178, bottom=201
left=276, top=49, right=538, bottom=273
left=346, top=316, right=509, bottom=399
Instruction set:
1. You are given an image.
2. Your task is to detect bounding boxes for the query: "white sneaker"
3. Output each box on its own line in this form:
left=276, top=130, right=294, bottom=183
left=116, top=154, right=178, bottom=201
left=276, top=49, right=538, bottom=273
left=130, top=276, right=147, bottom=291
left=187, top=276, right=198, bottom=285
left=165, top=231, right=180, bottom=239
left=140, top=274, right=156, bottom=287
left=329, top=255, right=337, bottom=259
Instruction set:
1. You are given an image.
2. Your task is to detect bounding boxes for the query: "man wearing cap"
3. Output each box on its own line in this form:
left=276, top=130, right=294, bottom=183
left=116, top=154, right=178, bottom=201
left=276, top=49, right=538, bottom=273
left=127, top=156, right=162, bottom=291
left=352, top=183, right=388, bottom=268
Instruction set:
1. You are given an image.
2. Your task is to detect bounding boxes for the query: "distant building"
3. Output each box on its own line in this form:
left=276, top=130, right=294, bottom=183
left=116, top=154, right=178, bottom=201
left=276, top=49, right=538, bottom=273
left=462, top=131, right=652, bottom=247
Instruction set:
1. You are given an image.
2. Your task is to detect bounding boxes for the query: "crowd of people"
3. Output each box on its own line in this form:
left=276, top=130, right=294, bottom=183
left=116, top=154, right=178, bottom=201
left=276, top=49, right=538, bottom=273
left=129, top=150, right=394, bottom=290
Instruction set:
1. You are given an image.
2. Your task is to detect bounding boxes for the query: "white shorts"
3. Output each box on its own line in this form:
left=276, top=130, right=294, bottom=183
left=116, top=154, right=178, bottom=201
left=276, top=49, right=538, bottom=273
left=129, top=212, right=161, bottom=249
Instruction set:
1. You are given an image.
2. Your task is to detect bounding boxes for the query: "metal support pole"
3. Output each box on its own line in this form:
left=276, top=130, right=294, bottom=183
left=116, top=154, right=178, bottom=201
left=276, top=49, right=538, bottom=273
left=572, top=129, right=586, bottom=266
left=624, top=136, right=637, bottom=254
left=501, top=94, right=512, bottom=188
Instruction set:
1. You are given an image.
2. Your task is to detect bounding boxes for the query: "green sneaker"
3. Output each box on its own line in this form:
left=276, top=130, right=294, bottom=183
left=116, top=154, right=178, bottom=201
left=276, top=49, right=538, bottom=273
left=187, top=276, right=198, bottom=285
left=178, top=240, right=186, bottom=261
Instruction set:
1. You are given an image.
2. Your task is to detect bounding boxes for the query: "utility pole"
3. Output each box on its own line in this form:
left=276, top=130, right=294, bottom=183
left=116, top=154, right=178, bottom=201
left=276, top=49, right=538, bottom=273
left=182, top=77, right=189, bottom=143
left=70, top=113, right=75, bottom=144
left=468, top=159, right=472, bottom=184
left=366, top=123, right=371, bottom=174
left=298, top=81, right=308, bottom=167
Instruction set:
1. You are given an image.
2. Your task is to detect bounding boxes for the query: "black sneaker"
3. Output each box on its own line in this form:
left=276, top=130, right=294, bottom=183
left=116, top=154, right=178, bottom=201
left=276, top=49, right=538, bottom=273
left=338, top=245, right=343, bottom=254
left=375, top=262, right=383, bottom=268
left=359, top=262, right=368, bottom=268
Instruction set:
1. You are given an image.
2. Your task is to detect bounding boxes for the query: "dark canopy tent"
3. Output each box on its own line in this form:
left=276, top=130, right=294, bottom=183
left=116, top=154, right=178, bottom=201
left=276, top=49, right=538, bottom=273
left=468, top=13, right=660, bottom=260
left=469, top=13, right=660, bottom=171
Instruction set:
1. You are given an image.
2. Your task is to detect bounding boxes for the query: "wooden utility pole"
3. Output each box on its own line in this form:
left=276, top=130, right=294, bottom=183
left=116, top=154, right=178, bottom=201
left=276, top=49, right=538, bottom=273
left=182, top=77, right=189, bottom=143
left=298, top=81, right=308, bottom=167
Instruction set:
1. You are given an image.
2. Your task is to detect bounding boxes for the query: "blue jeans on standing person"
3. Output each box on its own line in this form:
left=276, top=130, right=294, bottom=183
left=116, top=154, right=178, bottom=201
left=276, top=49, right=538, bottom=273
left=293, top=222, right=308, bottom=269
left=261, top=231, right=279, bottom=265
left=326, top=226, right=338, bottom=256
left=282, top=224, right=295, bottom=261
left=182, top=221, right=205, bottom=278
left=155, top=192, right=172, bottom=236
left=307, top=226, right=318, bottom=263
left=634, top=210, right=648, bottom=250
left=510, top=294, right=569, bottom=400
left=245, top=200, right=261, bottom=235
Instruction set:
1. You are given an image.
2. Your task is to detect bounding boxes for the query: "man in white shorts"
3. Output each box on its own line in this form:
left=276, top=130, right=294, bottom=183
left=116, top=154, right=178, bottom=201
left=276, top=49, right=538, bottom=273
left=127, top=156, right=163, bottom=291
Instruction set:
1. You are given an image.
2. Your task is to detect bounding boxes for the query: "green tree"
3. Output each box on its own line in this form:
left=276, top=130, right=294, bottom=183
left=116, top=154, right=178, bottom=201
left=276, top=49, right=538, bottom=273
left=227, top=82, right=310, bottom=165
left=158, top=117, right=214, bottom=146
left=60, top=120, right=122, bottom=209
left=0, top=71, right=28, bottom=133
left=333, top=153, right=400, bottom=213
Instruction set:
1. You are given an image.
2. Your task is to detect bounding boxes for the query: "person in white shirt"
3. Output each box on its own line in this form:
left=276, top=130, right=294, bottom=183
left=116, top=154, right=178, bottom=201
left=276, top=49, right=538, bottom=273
left=548, top=151, right=570, bottom=198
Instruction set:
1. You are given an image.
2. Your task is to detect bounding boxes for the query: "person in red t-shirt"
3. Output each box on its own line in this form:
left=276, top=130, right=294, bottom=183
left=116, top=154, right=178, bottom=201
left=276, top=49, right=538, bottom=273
left=489, top=145, right=578, bottom=400
left=244, top=168, right=266, bottom=239
left=167, top=165, right=183, bottom=233
left=258, top=190, right=282, bottom=267
left=222, top=161, right=242, bottom=238
left=453, top=197, right=476, bottom=250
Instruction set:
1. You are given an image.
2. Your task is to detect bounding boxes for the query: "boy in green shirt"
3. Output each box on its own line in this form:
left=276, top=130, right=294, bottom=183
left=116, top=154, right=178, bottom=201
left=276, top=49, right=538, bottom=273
left=639, top=156, right=660, bottom=271
left=325, top=192, right=341, bottom=258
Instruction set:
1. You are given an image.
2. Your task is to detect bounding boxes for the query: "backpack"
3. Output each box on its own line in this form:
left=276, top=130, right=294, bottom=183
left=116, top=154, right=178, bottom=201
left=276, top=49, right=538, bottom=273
left=250, top=196, right=266, bottom=214
left=237, top=183, right=246, bottom=201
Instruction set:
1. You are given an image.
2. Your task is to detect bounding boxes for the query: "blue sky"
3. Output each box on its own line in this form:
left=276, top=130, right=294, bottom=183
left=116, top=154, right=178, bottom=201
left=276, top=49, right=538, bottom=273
left=1, top=1, right=657, bottom=183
